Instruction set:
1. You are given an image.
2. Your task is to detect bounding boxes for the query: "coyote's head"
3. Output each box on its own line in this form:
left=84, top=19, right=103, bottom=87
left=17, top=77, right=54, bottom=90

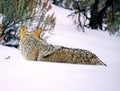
left=20, top=26, right=42, bottom=40
left=19, top=26, right=43, bottom=60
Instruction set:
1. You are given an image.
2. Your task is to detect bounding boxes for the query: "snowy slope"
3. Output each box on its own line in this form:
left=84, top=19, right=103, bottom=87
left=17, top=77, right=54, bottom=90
left=0, top=5, right=120, bottom=91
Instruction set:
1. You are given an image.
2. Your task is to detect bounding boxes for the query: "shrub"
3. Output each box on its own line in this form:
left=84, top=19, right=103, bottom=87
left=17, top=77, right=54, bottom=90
left=0, top=0, right=55, bottom=48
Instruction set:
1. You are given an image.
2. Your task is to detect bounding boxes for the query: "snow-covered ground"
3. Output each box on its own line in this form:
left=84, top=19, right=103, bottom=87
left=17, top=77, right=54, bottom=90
left=0, top=5, right=120, bottom=91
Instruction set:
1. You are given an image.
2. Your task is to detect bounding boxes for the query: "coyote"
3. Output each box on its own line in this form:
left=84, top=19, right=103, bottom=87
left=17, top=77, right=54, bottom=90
left=19, top=26, right=106, bottom=66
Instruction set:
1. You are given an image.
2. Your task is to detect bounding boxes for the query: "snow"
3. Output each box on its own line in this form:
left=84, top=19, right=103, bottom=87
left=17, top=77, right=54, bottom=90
left=0, top=5, right=120, bottom=91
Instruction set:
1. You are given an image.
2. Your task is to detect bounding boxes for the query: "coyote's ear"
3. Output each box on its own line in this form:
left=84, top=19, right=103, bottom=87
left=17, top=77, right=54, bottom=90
left=34, top=28, right=42, bottom=38
left=20, top=26, right=27, bottom=40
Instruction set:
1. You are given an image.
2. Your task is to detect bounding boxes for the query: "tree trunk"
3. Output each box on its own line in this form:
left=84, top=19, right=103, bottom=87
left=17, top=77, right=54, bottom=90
left=52, top=0, right=56, bottom=4
left=89, top=0, right=99, bottom=29
left=89, top=0, right=114, bottom=30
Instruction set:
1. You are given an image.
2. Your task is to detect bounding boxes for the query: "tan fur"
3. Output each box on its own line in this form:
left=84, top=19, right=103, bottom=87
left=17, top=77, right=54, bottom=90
left=19, top=27, right=106, bottom=66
